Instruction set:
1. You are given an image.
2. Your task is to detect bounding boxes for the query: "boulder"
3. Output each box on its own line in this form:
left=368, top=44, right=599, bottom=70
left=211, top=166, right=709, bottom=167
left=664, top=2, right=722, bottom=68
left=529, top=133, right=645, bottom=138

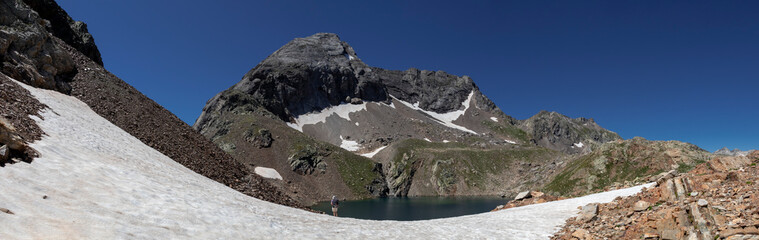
left=697, top=199, right=708, bottom=207
left=571, top=229, right=589, bottom=239
left=577, top=203, right=598, bottom=222
left=530, top=191, right=545, bottom=198
left=514, top=191, right=530, bottom=201
left=0, top=117, right=25, bottom=150
left=634, top=200, right=650, bottom=212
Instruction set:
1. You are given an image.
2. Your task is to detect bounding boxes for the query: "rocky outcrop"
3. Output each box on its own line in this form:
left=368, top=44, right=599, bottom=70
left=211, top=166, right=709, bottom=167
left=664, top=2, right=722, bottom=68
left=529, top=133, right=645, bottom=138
left=244, top=128, right=273, bottom=148
left=518, top=111, right=621, bottom=154
left=552, top=152, right=759, bottom=240
left=386, top=152, right=418, bottom=197
left=0, top=0, right=77, bottom=93
left=288, top=145, right=328, bottom=175
left=22, top=0, right=102, bottom=65
left=0, top=116, right=37, bottom=166
left=0, top=73, right=46, bottom=166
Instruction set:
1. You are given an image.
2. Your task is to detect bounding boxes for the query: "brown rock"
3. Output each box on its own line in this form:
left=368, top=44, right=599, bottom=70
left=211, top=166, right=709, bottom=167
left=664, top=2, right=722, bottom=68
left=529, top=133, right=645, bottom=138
left=0, top=207, right=13, bottom=215
left=571, top=229, right=588, bottom=239
left=531, top=191, right=545, bottom=198
left=660, top=229, right=679, bottom=240
left=578, top=203, right=599, bottom=222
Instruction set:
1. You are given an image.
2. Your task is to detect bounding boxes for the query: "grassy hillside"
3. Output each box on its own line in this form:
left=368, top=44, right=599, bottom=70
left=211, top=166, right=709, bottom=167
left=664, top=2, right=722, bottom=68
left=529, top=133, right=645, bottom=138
left=543, top=137, right=711, bottom=197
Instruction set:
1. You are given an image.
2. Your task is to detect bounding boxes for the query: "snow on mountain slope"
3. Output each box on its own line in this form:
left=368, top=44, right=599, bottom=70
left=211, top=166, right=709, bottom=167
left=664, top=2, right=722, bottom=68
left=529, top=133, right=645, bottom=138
left=391, top=90, right=477, bottom=134
left=0, top=81, right=651, bottom=239
left=286, top=102, right=369, bottom=132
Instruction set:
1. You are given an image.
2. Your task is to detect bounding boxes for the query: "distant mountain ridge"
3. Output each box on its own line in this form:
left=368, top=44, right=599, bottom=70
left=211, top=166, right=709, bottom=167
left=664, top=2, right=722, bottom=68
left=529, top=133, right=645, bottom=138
left=714, top=147, right=754, bottom=157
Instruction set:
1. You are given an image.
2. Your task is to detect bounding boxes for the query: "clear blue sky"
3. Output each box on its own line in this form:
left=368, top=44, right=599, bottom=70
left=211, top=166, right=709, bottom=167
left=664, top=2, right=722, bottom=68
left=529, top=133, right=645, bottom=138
left=57, top=1, right=758, bottom=152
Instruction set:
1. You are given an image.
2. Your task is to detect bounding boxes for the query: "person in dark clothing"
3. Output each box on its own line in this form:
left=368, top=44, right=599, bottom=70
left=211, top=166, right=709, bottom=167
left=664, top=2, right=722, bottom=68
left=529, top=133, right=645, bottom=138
left=330, top=195, right=339, bottom=217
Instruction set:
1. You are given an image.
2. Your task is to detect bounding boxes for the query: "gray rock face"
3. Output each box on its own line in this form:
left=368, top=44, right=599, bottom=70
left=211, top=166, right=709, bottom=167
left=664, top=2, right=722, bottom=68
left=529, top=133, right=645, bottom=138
left=366, top=163, right=389, bottom=197
left=518, top=111, right=621, bottom=154
left=22, top=0, right=103, bottom=65
left=244, top=128, right=273, bottom=148
left=287, top=145, right=327, bottom=175
left=0, top=0, right=77, bottom=93
left=194, top=33, right=501, bottom=129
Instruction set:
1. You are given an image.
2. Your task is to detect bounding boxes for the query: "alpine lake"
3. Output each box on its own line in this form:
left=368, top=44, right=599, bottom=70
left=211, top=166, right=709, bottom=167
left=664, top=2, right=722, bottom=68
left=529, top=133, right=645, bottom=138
left=310, top=196, right=508, bottom=221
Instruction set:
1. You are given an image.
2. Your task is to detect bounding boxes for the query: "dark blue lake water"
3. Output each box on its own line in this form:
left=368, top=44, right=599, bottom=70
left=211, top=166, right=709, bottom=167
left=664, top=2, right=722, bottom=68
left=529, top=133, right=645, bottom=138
left=310, top=196, right=507, bottom=221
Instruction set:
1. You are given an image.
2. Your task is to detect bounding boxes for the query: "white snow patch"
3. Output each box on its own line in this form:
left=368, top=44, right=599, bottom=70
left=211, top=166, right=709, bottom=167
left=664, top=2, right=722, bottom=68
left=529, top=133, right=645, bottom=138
left=574, top=142, right=584, bottom=148
left=424, top=138, right=432, bottom=142
left=355, top=122, right=359, bottom=126
left=286, top=102, right=367, bottom=132
left=490, top=117, right=498, bottom=122
left=505, top=139, right=516, bottom=144
left=254, top=167, right=283, bottom=180
left=360, top=146, right=387, bottom=158
left=392, top=91, right=478, bottom=135
left=384, top=101, right=396, bottom=109
left=443, top=140, right=450, bottom=143
left=339, top=135, right=361, bottom=152
left=1, top=79, right=655, bottom=239
left=344, top=53, right=355, bottom=60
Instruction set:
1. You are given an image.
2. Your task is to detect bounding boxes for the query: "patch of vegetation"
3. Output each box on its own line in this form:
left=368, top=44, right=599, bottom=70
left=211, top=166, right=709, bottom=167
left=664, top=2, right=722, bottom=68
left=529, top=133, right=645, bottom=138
left=543, top=153, right=594, bottom=196
left=388, top=138, right=555, bottom=194
left=544, top=148, right=659, bottom=197
left=677, top=163, right=694, bottom=173
left=216, top=112, right=381, bottom=198
left=332, top=150, right=379, bottom=197
left=481, top=120, right=529, bottom=142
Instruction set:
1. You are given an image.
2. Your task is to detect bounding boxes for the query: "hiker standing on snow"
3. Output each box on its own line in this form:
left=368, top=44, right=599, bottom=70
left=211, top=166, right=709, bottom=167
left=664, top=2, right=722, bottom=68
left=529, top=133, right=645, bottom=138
left=331, top=196, right=339, bottom=217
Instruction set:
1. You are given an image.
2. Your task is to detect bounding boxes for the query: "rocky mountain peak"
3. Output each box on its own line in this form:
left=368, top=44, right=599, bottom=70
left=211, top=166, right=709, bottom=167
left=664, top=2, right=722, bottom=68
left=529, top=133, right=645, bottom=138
left=261, top=33, right=362, bottom=68
left=195, top=32, right=503, bottom=130
left=518, top=111, right=621, bottom=154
